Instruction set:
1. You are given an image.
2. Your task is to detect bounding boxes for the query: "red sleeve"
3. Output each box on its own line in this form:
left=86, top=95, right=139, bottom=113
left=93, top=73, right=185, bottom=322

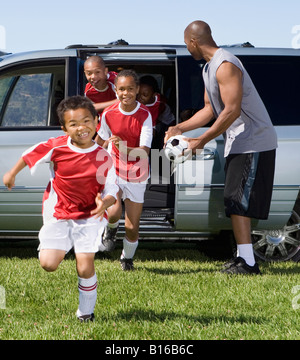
left=22, top=136, right=67, bottom=169
left=107, top=71, right=118, bottom=84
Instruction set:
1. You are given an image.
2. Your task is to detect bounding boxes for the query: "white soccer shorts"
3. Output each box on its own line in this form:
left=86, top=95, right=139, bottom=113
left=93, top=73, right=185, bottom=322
left=38, top=217, right=107, bottom=254
left=118, top=179, right=146, bottom=203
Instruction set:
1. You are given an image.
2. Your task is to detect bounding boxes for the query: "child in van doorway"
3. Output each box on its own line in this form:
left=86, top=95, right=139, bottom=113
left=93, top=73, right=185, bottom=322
left=138, top=75, right=175, bottom=148
left=84, top=55, right=118, bottom=128
left=97, top=70, right=153, bottom=271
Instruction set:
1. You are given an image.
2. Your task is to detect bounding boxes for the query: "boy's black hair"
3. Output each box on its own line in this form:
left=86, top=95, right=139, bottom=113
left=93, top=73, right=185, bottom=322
left=57, top=96, right=97, bottom=127
left=139, top=75, right=159, bottom=93
left=115, top=69, right=139, bottom=87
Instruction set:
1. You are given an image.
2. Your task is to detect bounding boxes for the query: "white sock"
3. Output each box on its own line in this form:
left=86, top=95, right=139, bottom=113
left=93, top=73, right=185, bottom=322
left=121, top=238, right=138, bottom=259
left=77, top=274, right=97, bottom=316
left=108, top=220, right=119, bottom=228
left=237, top=244, right=255, bottom=266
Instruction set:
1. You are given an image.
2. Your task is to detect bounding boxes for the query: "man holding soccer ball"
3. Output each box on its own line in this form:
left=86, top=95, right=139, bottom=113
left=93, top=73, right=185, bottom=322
left=165, top=21, right=277, bottom=275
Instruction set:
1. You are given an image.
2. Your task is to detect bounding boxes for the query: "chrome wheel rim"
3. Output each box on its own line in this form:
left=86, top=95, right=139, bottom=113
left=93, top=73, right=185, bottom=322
left=252, top=211, right=300, bottom=261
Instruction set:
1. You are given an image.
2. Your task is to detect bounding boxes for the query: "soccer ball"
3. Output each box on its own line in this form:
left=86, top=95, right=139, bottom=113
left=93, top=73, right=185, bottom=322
left=164, top=135, right=191, bottom=163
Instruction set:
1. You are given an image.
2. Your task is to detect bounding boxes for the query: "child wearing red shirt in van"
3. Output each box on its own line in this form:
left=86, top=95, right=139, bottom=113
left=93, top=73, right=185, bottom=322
left=84, top=55, right=118, bottom=129
left=138, top=75, right=175, bottom=148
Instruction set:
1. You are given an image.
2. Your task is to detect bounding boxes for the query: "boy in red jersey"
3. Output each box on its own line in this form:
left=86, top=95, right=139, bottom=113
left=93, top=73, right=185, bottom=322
left=84, top=56, right=118, bottom=120
left=3, top=96, right=118, bottom=322
left=97, top=70, right=153, bottom=270
left=138, top=75, right=173, bottom=127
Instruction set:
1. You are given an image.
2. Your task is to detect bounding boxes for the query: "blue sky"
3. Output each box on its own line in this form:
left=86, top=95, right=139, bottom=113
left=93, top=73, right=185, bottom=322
left=1, top=0, right=300, bottom=53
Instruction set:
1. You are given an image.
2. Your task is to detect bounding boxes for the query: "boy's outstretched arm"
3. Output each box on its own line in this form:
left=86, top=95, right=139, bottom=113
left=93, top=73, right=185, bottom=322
left=3, top=158, right=27, bottom=191
left=93, top=99, right=118, bottom=113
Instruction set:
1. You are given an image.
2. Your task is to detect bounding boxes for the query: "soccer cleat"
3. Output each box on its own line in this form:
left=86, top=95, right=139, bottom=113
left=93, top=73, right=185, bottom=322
left=102, top=225, right=119, bottom=252
left=222, top=256, right=239, bottom=270
left=120, top=257, right=134, bottom=271
left=77, top=313, right=95, bottom=323
left=221, top=257, right=261, bottom=275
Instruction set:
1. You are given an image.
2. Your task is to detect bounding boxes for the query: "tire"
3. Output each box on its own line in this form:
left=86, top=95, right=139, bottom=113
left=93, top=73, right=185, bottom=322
left=251, top=210, right=300, bottom=262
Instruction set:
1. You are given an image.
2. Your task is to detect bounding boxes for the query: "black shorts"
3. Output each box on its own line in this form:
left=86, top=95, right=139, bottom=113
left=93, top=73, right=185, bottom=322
left=224, top=150, right=276, bottom=219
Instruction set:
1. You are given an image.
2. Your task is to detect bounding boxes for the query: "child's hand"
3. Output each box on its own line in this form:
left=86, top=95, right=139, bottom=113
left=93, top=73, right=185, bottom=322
left=2, top=158, right=27, bottom=191
left=91, top=193, right=106, bottom=220
left=3, top=171, right=16, bottom=191
left=108, top=135, right=122, bottom=148
left=91, top=193, right=116, bottom=220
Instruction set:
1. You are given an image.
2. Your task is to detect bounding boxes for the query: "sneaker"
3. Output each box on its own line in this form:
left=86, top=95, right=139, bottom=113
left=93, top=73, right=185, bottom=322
left=77, top=313, right=95, bottom=323
left=221, top=257, right=261, bottom=275
left=120, top=257, right=134, bottom=271
left=222, top=256, right=239, bottom=270
left=102, top=225, right=119, bottom=252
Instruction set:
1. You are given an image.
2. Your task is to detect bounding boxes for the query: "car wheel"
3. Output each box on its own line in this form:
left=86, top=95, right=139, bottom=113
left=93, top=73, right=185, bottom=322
left=251, top=210, right=300, bottom=262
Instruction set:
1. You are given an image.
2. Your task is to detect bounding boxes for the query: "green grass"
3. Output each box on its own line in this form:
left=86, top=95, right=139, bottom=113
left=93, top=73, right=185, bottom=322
left=0, top=241, right=299, bottom=340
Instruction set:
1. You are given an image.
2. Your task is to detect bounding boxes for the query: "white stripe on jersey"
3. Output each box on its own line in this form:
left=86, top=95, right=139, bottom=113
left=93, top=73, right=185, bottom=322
left=42, top=180, right=58, bottom=223
left=23, top=141, right=66, bottom=177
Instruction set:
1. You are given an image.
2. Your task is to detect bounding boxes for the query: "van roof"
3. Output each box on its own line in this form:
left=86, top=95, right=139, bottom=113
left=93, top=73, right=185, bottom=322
left=1, top=44, right=300, bottom=67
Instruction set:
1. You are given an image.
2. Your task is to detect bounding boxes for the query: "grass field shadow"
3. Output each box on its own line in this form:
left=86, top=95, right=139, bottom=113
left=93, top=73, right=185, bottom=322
left=102, top=307, right=267, bottom=326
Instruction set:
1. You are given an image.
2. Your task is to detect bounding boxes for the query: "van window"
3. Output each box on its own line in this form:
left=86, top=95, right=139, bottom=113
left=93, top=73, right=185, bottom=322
left=177, top=54, right=300, bottom=126
left=177, top=56, right=205, bottom=122
left=0, top=77, right=14, bottom=111
left=238, top=55, right=300, bottom=126
left=0, top=65, right=65, bottom=128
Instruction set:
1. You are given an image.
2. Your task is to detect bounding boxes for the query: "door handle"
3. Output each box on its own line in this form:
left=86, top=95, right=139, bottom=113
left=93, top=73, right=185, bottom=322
left=192, top=147, right=216, bottom=160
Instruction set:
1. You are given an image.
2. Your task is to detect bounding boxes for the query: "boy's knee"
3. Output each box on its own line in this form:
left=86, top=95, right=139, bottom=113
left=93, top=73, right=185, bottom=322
left=40, top=260, right=59, bottom=272
left=76, top=253, right=95, bottom=279
left=77, top=263, right=91, bottom=278
left=39, top=249, right=65, bottom=272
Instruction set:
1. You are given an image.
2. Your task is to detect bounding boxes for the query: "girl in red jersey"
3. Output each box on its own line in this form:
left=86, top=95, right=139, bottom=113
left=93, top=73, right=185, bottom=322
left=97, top=70, right=153, bottom=271
left=3, top=96, right=118, bottom=322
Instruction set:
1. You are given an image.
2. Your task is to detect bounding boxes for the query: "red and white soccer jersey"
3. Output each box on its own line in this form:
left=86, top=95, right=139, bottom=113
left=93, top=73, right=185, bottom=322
left=22, top=136, right=118, bottom=222
left=98, top=101, right=153, bottom=183
left=145, top=94, right=175, bottom=128
left=145, top=94, right=166, bottom=127
left=84, top=71, right=117, bottom=113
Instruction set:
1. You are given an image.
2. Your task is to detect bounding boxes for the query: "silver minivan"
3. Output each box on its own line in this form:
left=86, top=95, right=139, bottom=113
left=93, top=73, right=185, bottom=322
left=0, top=43, right=299, bottom=262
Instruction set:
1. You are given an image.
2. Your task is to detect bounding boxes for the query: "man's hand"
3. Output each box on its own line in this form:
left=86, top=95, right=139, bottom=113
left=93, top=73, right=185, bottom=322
left=185, top=137, right=205, bottom=154
left=164, top=126, right=182, bottom=145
